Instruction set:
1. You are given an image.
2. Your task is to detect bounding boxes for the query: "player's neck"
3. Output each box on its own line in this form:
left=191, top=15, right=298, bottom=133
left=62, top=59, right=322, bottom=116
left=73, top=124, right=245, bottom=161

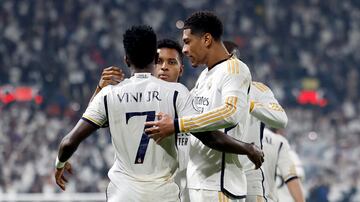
left=131, top=64, right=155, bottom=75
left=206, top=42, right=231, bottom=70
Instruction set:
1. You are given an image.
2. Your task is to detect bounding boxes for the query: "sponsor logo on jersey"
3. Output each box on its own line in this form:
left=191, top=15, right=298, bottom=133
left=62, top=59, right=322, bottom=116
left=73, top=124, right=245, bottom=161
left=192, top=96, right=209, bottom=113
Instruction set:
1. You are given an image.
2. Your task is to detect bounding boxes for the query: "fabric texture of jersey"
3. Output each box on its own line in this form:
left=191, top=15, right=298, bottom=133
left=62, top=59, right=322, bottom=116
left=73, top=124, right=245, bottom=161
left=186, top=56, right=252, bottom=198
left=82, top=73, right=197, bottom=199
left=262, top=129, right=297, bottom=201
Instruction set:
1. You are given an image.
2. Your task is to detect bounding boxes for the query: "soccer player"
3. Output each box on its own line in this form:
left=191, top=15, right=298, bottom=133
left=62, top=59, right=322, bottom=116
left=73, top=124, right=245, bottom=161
left=263, top=129, right=305, bottom=202
left=155, top=39, right=184, bottom=83
left=154, top=39, right=189, bottom=202
left=274, top=129, right=305, bottom=202
left=145, top=12, right=253, bottom=201
left=224, top=40, right=288, bottom=202
left=54, top=25, right=263, bottom=202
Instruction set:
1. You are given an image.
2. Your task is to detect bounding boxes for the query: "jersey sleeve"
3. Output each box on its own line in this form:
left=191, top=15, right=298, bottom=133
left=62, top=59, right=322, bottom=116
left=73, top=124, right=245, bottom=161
left=277, top=138, right=298, bottom=183
left=177, top=59, right=251, bottom=133
left=250, top=82, right=288, bottom=128
left=82, top=87, right=109, bottom=128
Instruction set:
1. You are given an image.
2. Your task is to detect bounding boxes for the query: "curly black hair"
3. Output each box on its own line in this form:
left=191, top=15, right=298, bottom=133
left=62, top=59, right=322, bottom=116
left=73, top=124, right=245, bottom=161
left=123, top=25, right=157, bottom=68
left=157, top=39, right=183, bottom=64
left=183, top=11, right=223, bottom=41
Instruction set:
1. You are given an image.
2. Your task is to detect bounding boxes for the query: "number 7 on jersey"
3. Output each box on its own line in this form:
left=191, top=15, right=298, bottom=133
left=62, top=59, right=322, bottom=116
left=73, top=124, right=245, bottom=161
left=125, top=111, right=156, bottom=164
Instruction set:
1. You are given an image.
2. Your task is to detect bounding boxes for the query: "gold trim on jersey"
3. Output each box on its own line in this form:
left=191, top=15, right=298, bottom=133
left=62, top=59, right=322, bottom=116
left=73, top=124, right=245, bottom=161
left=218, top=192, right=229, bottom=202
left=252, top=82, right=270, bottom=92
left=257, top=195, right=265, bottom=202
left=252, top=102, right=265, bottom=111
left=82, top=115, right=104, bottom=127
left=283, top=164, right=298, bottom=181
left=180, top=96, right=238, bottom=132
left=250, top=100, right=256, bottom=112
left=268, top=103, right=284, bottom=112
left=227, top=58, right=240, bottom=75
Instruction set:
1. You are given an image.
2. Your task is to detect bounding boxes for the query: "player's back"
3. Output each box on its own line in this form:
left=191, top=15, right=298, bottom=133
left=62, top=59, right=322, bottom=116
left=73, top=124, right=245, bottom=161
left=87, top=73, right=193, bottom=201
left=105, top=73, right=185, bottom=181
left=83, top=73, right=192, bottom=185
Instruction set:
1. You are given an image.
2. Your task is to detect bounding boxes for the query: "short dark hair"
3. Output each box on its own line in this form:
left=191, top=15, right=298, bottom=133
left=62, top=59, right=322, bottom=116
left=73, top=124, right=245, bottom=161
left=183, top=11, right=223, bottom=41
left=123, top=25, right=157, bottom=68
left=157, top=39, right=184, bottom=64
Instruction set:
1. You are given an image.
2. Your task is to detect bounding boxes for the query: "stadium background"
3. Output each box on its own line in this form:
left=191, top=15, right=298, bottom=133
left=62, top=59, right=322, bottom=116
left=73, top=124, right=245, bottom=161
left=0, top=0, right=359, bottom=201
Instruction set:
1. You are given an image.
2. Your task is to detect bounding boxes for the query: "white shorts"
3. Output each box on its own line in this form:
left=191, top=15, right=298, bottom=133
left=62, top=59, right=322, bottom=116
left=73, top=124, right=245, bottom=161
left=188, top=189, right=245, bottom=202
left=106, top=181, right=180, bottom=202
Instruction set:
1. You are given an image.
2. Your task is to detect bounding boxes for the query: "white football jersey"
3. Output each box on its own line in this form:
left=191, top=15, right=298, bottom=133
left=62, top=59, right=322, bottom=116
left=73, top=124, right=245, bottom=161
left=82, top=73, right=197, bottom=187
left=262, top=129, right=297, bottom=202
left=184, top=55, right=252, bottom=198
left=276, top=150, right=305, bottom=202
left=239, top=82, right=288, bottom=197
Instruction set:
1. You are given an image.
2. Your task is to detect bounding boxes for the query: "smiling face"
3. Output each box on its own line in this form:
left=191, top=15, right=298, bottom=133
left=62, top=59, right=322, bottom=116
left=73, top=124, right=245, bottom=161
left=155, top=48, right=183, bottom=82
left=182, top=29, right=208, bottom=67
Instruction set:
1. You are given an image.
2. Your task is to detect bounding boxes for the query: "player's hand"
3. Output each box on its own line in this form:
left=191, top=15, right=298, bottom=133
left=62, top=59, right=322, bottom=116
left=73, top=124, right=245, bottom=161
left=54, top=162, right=73, bottom=191
left=144, top=112, right=175, bottom=143
left=98, top=66, right=125, bottom=89
left=246, top=143, right=264, bottom=169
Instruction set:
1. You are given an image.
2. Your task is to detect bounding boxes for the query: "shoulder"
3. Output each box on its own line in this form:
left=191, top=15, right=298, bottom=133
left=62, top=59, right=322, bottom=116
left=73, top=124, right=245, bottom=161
left=100, top=79, right=132, bottom=95
left=220, top=57, right=251, bottom=76
left=251, top=81, right=271, bottom=93
left=170, top=82, right=190, bottom=94
left=152, top=77, right=190, bottom=94
left=276, top=134, right=290, bottom=146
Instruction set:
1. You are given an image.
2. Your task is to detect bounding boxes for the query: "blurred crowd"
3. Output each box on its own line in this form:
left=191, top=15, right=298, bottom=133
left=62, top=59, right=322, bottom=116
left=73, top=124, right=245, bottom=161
left=0, top=0, right=359, bottom=201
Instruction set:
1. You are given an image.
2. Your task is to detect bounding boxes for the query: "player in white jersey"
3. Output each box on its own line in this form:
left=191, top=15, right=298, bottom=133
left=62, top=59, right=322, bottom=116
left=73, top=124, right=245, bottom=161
left=243, top=82, right=288, bottom=202
left=262, top=129, right=305, bottom=202
left=154, top=39, right=190, bottom=202
left=145, top=12, right=256, bottom=202
left=54, top=26, right=264, bottom=202
left=274, top=130, right=305, bottom=202
left=155, top=39, right=263, bottom=202
left=224, top=40, right=288, bottom=202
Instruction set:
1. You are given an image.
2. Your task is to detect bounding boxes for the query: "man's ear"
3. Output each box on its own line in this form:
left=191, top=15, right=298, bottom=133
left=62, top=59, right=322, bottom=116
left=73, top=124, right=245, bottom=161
left=179, top=64, right=184, bottom=77
left=124, top=55, right=131, bottom=67
left=203, top=33, right=213, bottom=48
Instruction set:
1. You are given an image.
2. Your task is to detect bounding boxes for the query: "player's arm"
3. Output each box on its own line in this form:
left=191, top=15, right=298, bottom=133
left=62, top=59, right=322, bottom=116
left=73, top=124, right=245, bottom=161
left=55, top=89, right=108, bottom=191
left=55, top=120, right=98, bottom=191
left=250, top=82, right=288, bottom=128
left=89, top=66, right=124, bottom=102
left=177, top=69, right=251, bottom=133
left=277, top=138, right=304, bottom=202
left=192, top=131, right=264, bottom=169
left=145, top=63, right=251, bottom=137
left=286, top=178, right=305, bottom=202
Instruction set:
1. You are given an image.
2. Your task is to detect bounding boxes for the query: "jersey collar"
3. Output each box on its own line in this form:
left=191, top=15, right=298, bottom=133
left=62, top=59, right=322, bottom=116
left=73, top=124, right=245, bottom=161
left=208, top=54, right=234, bottom=71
